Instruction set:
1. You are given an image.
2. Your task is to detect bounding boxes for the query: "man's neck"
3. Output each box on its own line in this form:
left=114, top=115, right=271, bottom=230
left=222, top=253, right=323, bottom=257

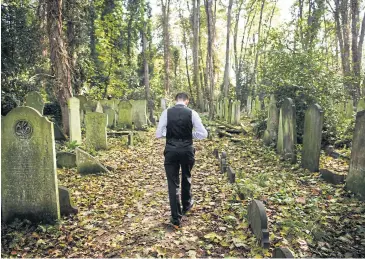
left=176, top=101, right=186, bottom=106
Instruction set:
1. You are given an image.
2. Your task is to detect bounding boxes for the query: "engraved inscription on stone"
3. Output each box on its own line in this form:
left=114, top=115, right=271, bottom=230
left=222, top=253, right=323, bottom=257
left=14, top=120, right=33, bottom=139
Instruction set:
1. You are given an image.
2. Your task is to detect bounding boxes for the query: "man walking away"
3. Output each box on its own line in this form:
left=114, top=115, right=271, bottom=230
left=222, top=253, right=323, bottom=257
left=156, top=93, right=208, bottom=228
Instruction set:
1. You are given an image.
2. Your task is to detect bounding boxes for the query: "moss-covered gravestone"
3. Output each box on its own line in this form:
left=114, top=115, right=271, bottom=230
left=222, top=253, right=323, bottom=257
left=25, top=91, right=44, bottom=115
left=85, top=112, right=108, bottom=150
left=247, top=96, right=252, bottom=116
left=346, top=110, right=365, bottom=200
left=76, top=148, right=109, bottom=174
left=263, top=95, right=279, bottom=146
left=234, top=100, right=241, bottom=125
left=1, top=107, right=60, bottom=223
left=302, top=104, right=323, bottom=172
left=118, top=101, right=133, bottom=129
left=68, top=97, right=82, bottom=144
left=130, top=100, right=148, bottom=129
left=105, top=108, right=117, bottom=128
left=248, top=200, right=269, bottom=248
left=357, top=99, right=365, bottom=112
left=345, top=99, right=354, bottom=118
left=228, top=100, right=234, bottom=124
left=56, top=152, right=76, bottom=168
left=254, top=96, right=262, bottom=117
left=223, top=98, right=229, bottom=122
left=277, top=98, right=297, bottom=163
left=84, top=100, right=97, bottom=113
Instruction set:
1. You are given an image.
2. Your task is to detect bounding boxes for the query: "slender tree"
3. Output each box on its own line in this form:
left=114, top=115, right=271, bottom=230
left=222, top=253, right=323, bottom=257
left=223, top=0, right=233, bottom=97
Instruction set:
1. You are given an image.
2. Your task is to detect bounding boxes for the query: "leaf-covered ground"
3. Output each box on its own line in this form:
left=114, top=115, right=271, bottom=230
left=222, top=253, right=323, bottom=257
left=2, top=117, right=365, bottom=258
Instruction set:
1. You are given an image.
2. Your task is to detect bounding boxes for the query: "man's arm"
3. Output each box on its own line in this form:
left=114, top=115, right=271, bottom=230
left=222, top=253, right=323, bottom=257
left=156, top=109, right=167, bottom=138
left=192, top=110, right=208, bottom=140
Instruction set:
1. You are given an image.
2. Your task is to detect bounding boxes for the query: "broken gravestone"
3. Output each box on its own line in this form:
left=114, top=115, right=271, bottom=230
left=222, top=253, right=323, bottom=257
left=56, top=152, right=76, bottom=168
left=75, top=148, right=109, bottom=174
left=58, top=186, right=78, bottom=216
left=227, top=166, right=236, bottom=183
left=25, top=91, right=44, bottom=115
left=302, top=104, right=324, bottom=172
left=272, top=247, right=294, bottom=258
left=248, top=199, right=269, bottom=248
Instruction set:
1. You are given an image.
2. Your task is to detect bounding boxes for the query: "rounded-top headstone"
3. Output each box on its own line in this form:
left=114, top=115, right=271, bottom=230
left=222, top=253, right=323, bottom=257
left=248, top=199, right=269, bottom=248
left=25, top=91, right=44, bottom=115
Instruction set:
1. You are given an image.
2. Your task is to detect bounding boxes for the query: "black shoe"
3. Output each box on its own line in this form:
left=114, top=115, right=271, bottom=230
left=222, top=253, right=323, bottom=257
left=182, top=200, right=194, bottom=215
left=169, top=218, right=181, bottom=229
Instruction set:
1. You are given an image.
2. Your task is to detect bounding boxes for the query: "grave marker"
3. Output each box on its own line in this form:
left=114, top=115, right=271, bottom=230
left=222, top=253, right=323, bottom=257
left=247, top=200, right=269, bottom=248
left=1, top=107, right=60, bottom=223
left=59, top=186, right=78, bottom=215
left=227, top=166, right=236, bottom=183
left=272, top=247, right=294, bottom=258
left=357, top=99, right=365, bottom=112
left=118, top=101, right=133, bottom=129
left=302, top=104, right=323, bottom=172
left=85, top=112, right=108, bottom=150
left=130, top=100, right=147, bottom=129
left=68, top=97, right=82, bottom=144
left=76, top=148, right=109, bottom=174
left=25, top=91, right=44, bottom=115
left=247, top=96, right=252, bottom=116
left=95, top=101, right=103, bottom=113
left=263, top=95, right=278, bottom=146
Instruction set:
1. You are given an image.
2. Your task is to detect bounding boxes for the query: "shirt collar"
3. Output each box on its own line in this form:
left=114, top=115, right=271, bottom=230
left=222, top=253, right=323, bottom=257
left=175, top=101, right=187, bottom=106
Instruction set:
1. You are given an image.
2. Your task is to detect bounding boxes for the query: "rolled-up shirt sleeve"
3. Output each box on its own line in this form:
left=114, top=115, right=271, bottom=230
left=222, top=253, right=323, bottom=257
left=192, top=110, right=208, bottom=140
left=156, top=109, right=167, bottom=138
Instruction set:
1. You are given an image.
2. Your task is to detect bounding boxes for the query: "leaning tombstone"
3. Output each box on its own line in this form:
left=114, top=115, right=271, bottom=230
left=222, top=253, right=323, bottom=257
left=25, top=91, right=44, bottom=115
left=302, top=104, right=324, bottom=172
left=247, top=200, right=269, bottom=248
left=57, top=152, right=76, bottom=168
left=68, top=97, right=82, bottom=144
left=346, top=110, right=365, bottom=200
left=118, top=101, right=133, bottom=129
left=357, top=99, right=365, bottom=112
left=130, top=100, right=148, bottom=129
left=345, top=99, right=354, bottom=118
left=85, top=112, right=108, bottom=150
left=277, top=98, right=297, bottom=163
left=76, top=148, right=109, bottom=174
left=272, top=247, right=294, bottom=258
left=1, top=107, right=60, bottom=223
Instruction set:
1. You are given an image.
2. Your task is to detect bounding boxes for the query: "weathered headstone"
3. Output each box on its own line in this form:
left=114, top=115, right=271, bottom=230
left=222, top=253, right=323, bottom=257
left=59, top=186, right=78, bottom=216
left=302, top=104, right=324, bottom=172
left=346, top=110, right=365, bottom=199
left=95, top=101, right=103, bottom=113
left=68, top=97, right=82, bottom=144
left=277, top=98, right=297, bottom=163
left=118, top=101, right=133, bottom=129
left=320, top=169, right=345, bottom=185
left=247, top=96, right=252, bottom=116
left=234, top=100, right=241, bottom=125
left=272, top=247, right=294, bottom=258
left=220, top=152, right=227, bottom=174
left=130, top=100, right=148, bottom=129
left=56, top=152, right=76, bottom=168
left=84, top=100, right=97, bottom=113
left=251, top=99, right=256, bottom=118
left=76, top=148, right=109, bottom=174
left=85, top=112, right=108, bottom=150
left=263, top=95, right=279, bottom=146
left=345, top=99, right=354, bottom=118
left=357, top=99, right=365, bottom=112
left=25, top=91, right=44, bottom=115
left=105, top=108, right=116, bottom=128
left=227, top=166, right=235, bottom=183
left=223, top=98, right=229, bottom=122
left=1, top=107, right=60, bottom=223
left=247, top=200, right=269, bottom=248
left=254, top=96, right=262, bottom=117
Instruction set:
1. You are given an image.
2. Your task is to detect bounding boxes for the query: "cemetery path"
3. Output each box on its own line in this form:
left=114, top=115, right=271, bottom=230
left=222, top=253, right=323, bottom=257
left=2, top=118, right=365, bottom=258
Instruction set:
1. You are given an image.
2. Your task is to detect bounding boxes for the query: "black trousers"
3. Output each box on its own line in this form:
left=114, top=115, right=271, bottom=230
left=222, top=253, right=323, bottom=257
left=164, top=148, right=195, bottom=224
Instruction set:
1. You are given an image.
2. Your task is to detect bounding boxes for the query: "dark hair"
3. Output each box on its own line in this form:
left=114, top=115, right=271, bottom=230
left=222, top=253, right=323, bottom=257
left=175, top=92, right=189, bottom=101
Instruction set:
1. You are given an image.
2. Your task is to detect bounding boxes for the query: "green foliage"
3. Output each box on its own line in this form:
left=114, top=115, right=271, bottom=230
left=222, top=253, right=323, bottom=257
left=65, top=140, right=80, bottom=152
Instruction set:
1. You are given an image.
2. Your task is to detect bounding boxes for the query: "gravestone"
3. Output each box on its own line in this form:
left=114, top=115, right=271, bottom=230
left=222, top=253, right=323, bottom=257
left=254, top=96, right=262, bottom=117
left=95, top=101, right=103, bottom=113
left=68, top=97, right=82, bottom=144
left=223, top=98, right=229, bottom=122
left=320, top=169, right=345, bottom=185
left=59, top=186, right=78, bottom=215
left=302, top=104, right=324, bottom=172
left=272, top=247, right=294, bottom=258
left=118, top=101, right=133, bottom=129
left=76, top=148, right=109, bottom=174
left=105, top=108, right=116, bottom=128
left=1, top=107, right=60, bottom=223
left=234, top=100, right=241, bottom=125
left=75, top=95, right=87, bottom=124
left=85, top=112, right=108, bottom=150
left=100, top=99, right=115, bottom=111
left=263, top=95, right=279, bottom=146
left=220, top=152, right=227, bottom=174
left=357, top=99, right=365, bottom=112
left=228, top=100, right=234, bottom=124
left=130, top=100, right=148, bottom=129
left=346, top=110, right=365, bottom=200
left=277, top=98, right=297, bottom=163
left=84, top=100, right=97, bottom=113
left=56, top=152, right=76, bottom=168
left=345, top=99, right=354, bottom=118
left=227, top=166, right=236, bottom=183
left=25, top=91, right=44, bottom=115
left=247, top=96, right=252, bottom=116
left=247, top=200, right=269, bottom=248
left=251, top=99, right=256, bottom=118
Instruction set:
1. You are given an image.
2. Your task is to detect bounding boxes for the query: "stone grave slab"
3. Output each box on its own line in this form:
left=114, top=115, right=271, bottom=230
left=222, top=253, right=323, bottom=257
left=220, top=152, right=227, bottom=174
left=319, top=169, right=345, bottom=185
left=59, top=186, right=78, bottom=216
left=247, top=199, right=269, bottom=248
left=272, top=247, right=294, bottom=258
left=130, top=100, right=147, bottom=129
left=1, top=107, right=60, bottom=223
left=85, top=112, right=108, bottom=150
left=95, top=101, right=103, bottom=113
left=118, top=101, right=133, bottom=129
left=56, top=152, right=76, bottom=168
left=263, top=95, right=278, bottom=146
left=68, top=97, right=82, bottom=144
left=302, top=104, right=323, bottom=172
left=25, top=91, right=44, bottom=115
left=76, top=148, right=109, bottom=174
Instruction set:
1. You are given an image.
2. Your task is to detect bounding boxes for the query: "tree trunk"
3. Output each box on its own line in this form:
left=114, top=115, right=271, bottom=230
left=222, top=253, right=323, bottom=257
left=204, top=0, right=214, bottom=119
left=142, top=26, right=154, bottom=125
left=252, top=0, right=265, bottom=94
left=46, top=0, right=72, bottom=135
left=161, top=0, right=171, bottom=95
left=223, top=0, right=233, bottom=97
left=192, top=0, right=203, bottom=110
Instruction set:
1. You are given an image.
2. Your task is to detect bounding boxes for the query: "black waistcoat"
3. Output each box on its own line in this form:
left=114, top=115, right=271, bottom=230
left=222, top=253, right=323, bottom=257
left=166, top=104, right=193, bottom=149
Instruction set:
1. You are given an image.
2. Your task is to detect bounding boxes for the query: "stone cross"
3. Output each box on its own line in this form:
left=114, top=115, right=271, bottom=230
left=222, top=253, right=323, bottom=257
left=346, top=110, right=365, bottom=200
left=277, top=98, right=297, bottom=163
left=68, top=97, right=82, bottom=144
left=85, top=112, right=108, bottom=150
left=25, top=91, right=44, bottom=115
left=1, top=107, right=60, bottom=223
left=302, top=104, right=324, bottom=172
